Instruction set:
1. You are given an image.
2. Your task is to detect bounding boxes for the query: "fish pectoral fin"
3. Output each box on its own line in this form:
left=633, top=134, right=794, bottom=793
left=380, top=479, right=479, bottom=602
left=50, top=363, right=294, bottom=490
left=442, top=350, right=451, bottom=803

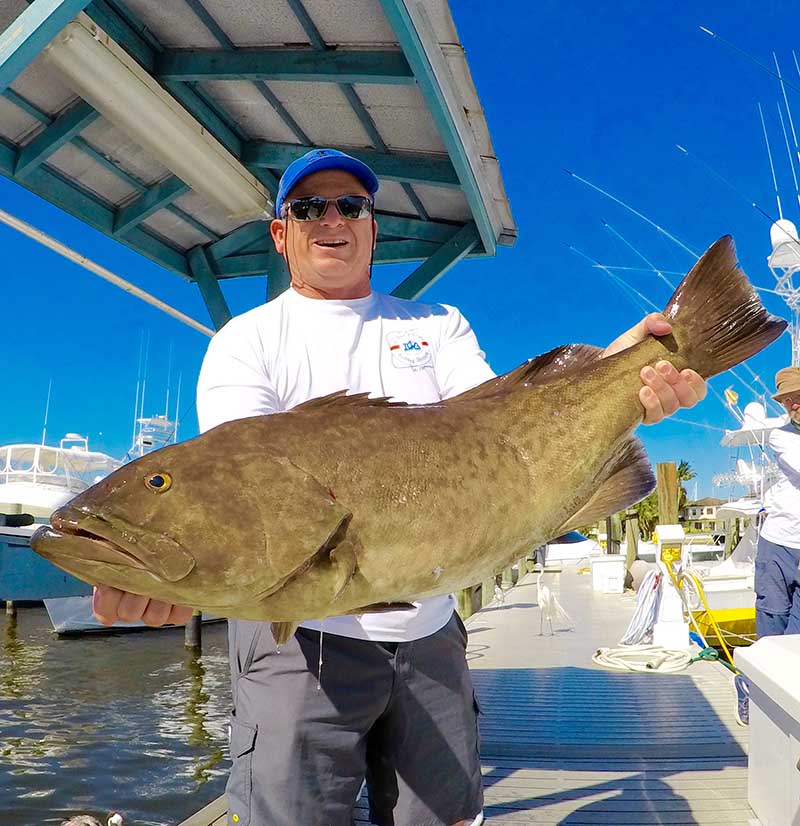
left=449, top=343, right=603, bottom=402
left=271, top=621, right=299, bottom=645
left=348, top=602, right=416, bottom=614
left=555, top=436, right=655, bottom=535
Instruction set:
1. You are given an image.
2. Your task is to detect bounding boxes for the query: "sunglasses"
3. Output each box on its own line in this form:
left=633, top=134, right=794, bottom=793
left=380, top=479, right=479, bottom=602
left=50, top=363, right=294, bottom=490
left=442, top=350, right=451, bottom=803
left=281, top=194, right=374, bottom=222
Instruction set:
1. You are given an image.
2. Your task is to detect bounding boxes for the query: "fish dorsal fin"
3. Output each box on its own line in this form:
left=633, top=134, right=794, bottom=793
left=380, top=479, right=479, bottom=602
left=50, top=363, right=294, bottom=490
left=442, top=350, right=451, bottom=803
left=291, top=390, right=408, bottom=412
left=450, top=344, right=603, bottom=402
left=555, top=436, right=655, bottom=535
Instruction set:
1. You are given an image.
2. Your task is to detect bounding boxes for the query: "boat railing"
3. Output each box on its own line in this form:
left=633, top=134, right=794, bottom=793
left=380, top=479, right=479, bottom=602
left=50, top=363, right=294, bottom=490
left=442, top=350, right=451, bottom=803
left=0, top=443, right=121, bottom=493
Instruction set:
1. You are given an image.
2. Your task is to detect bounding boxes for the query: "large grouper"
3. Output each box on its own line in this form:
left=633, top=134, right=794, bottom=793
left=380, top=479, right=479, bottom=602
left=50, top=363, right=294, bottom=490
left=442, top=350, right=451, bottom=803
left=32, top=236, right=786, bottom=642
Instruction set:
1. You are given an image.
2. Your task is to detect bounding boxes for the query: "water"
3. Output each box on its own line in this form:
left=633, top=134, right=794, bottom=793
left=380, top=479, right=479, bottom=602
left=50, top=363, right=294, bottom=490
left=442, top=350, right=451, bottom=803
left=0, top=606, right=232, bottom=826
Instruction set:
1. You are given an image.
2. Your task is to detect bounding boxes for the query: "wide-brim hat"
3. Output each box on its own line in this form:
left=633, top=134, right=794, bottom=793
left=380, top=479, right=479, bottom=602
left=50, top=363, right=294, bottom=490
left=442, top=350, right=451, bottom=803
left=275, top=148, right=379, bottom=218
left=772, top=366, right=800, bottom=400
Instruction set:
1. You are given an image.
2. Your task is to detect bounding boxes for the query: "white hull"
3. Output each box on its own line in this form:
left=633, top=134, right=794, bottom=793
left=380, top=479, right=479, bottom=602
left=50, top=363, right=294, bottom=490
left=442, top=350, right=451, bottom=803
left=44, top=595, right=221, bottom=634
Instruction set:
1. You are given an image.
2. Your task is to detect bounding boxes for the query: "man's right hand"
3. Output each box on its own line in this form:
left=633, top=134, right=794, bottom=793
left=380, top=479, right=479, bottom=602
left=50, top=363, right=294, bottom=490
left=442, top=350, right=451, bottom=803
left=92, top=585, right=193, bottom=627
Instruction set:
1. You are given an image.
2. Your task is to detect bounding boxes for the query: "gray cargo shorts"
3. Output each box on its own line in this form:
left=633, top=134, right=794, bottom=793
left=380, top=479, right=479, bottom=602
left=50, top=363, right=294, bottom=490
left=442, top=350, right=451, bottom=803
left=225, top=611, right=483, bottom=826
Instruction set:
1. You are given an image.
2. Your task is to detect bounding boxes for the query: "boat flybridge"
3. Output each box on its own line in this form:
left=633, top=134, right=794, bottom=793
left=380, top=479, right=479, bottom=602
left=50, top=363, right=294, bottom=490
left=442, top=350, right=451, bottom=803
left=0, top=434, right=122, bottom=524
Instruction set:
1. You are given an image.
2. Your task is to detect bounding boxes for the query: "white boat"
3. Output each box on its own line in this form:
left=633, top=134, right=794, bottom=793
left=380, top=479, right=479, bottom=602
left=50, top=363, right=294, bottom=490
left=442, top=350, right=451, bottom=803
left=0, top=433, right=121, bottom=521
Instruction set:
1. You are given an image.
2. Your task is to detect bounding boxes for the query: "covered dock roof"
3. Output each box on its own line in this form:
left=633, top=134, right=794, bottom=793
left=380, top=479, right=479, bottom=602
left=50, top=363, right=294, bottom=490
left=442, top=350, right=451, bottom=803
left=0, top=0, right=516, bottom=326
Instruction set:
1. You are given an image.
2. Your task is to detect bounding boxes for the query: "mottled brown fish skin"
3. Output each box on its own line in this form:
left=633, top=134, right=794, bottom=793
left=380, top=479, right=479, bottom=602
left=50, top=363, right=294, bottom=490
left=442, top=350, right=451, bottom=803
left=31, top=236, right=786, bottom=624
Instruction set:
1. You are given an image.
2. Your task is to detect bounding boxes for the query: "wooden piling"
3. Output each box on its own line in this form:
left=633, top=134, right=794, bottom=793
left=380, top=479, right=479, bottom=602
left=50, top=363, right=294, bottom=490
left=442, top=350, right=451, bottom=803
left=656, top=462, right=679, bottom=524
left=185, top=612, right=202, bottom=649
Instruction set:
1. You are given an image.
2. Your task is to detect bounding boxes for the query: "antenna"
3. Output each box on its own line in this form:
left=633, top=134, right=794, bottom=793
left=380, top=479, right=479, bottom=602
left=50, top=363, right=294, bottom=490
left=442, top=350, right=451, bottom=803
left=41, top=379, right=52, bottom=446
left=173, top=373, right=182, bottom=444
left=131, top=330, right=144, bottom=450
left=759, top=102, right=783, bottom=219
left=165, top=342, right=173, bottom=418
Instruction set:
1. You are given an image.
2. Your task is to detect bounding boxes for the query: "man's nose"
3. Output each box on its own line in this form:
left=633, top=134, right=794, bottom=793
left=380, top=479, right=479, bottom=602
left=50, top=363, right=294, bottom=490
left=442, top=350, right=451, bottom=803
left=319, top=200, right=345, bottom=226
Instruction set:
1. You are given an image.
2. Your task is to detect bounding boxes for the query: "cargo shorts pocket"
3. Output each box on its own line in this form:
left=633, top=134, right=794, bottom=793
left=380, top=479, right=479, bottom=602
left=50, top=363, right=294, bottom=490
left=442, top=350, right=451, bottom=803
left=226, top=717, right=258, bottom=826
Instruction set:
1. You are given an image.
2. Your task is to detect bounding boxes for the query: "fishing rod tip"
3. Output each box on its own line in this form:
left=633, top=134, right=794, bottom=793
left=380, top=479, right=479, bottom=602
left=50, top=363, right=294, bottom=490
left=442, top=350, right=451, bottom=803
left=699, top=26, right=715, bottom=36
left=676, top=144, right=688, bottom=153
left=562, top=167, right=574, bottom=176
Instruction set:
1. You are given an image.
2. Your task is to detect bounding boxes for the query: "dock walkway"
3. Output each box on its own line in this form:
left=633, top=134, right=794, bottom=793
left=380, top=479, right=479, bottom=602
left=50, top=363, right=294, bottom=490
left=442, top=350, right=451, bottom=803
left=179, top=567, right=754, bottom=825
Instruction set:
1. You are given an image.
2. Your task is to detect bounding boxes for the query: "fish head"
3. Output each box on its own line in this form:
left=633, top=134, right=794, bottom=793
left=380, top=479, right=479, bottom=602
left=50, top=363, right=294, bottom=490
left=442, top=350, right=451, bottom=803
left=30, top=423, right=353, bottom=612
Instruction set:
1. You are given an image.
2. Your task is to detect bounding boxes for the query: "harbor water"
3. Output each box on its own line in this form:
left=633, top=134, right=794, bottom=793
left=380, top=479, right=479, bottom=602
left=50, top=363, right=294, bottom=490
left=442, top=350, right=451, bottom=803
left=0, top=606, right=231, bottom=826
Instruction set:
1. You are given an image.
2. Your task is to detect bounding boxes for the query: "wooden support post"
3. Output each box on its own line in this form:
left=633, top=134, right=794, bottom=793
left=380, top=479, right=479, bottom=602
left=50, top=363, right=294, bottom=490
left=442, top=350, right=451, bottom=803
left=605, top=516, right=614, bottom=555
left=457, top=587, right=473, bottom=620
left=656, top=462, right=679, bottom=524
left=5, top=600, right=15, bottom=616
left=481, top=576, right=494, bottom=607
left=470, top=585, right=481, bottom=615
left=625, top=512, right=640, bottom=570
left=184, top=611, right=202, bottom=649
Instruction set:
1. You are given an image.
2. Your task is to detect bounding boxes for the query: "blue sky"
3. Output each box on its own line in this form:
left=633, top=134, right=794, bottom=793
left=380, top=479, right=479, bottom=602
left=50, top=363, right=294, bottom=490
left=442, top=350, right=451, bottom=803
left=1, top=0, right=798, bottom=498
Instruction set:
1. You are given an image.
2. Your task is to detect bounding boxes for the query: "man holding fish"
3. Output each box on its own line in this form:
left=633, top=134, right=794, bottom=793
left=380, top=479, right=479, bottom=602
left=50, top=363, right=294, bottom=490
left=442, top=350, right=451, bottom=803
left=89, top=149, right=712, bottom=826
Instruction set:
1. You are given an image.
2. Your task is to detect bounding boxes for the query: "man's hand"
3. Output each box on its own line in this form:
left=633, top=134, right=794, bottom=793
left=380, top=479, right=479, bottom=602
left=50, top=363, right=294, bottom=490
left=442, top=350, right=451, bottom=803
left=92, top=584, right=193, bottom=627
left=602, top=313, right=707, bottom=425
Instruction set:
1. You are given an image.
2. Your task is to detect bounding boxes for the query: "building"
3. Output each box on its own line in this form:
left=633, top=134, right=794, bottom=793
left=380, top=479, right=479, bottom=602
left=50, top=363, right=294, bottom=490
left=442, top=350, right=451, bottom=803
left=682, top=497, right=727, bottom=534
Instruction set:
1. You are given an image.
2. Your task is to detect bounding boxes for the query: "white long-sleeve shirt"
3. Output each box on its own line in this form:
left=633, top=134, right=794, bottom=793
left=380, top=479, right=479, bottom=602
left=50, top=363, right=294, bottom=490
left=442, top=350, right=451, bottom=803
left=196, top=287, right=496, bottom=641
left=761, top=422, right=800, bottom=550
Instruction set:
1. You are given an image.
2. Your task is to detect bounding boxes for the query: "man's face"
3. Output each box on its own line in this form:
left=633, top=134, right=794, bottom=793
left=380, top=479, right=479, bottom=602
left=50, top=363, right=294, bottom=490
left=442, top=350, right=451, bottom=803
left=270, top=169, right=377, bottom=299
left=780, top=394, right=800, bottom=424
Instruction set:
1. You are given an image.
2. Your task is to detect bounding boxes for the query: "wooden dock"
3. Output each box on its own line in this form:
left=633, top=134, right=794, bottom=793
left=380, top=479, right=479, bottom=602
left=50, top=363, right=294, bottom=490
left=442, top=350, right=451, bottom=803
left=179, top=567, right=754, bottom=825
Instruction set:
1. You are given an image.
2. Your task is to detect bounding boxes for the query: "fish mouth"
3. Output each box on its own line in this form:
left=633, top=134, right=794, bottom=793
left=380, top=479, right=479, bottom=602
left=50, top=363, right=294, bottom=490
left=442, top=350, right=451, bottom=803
left=32, top=508, right=195, bottom=582
left=34, top=511, right=151, bottom=572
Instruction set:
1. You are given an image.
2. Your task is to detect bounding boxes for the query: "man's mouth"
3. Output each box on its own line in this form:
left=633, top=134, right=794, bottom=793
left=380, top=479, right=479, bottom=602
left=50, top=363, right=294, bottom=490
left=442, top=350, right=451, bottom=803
left=314, top=239, right=348, bottom=248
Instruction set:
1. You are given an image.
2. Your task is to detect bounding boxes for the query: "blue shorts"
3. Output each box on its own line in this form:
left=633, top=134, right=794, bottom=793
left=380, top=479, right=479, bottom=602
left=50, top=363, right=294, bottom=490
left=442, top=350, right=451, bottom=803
left=225, top=611, right=483, bottom=826
left=754, top=535, right=800, bottom=637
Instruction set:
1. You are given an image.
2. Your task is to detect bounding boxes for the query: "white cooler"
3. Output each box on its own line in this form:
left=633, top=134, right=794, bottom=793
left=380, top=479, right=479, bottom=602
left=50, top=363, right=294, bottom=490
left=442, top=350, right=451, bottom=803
left=590, top=554, right=625, bottom=594
left=734, top=636, right=800, bottom=826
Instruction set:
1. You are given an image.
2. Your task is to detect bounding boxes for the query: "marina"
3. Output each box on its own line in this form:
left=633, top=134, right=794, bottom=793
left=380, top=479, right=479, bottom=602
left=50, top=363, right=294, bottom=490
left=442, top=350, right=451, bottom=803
left=1, top=0, right=800, bottom=824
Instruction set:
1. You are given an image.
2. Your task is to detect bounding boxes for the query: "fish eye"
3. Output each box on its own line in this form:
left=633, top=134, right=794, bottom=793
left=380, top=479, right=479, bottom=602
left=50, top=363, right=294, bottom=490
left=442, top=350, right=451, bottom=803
left=144, top=472, right=172, bottom=493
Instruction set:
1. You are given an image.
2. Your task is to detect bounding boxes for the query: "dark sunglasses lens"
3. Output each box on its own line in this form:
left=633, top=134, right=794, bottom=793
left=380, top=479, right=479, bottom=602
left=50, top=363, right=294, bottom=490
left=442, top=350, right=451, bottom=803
left=337, top=195, right=372, bottom=219
left=290, top=197, right=327, bottom=221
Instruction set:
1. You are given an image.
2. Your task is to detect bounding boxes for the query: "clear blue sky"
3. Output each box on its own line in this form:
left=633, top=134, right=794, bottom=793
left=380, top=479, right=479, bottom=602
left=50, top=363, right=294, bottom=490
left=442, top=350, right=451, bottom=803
left=1, top=0, right=798, bottom=499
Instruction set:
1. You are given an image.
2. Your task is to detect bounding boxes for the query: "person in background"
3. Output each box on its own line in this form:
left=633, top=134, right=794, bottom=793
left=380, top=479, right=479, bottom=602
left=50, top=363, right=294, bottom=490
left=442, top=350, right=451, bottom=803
left=735, top=365, right=800, bottom=726
left=93, top=149, right=706, bottom=826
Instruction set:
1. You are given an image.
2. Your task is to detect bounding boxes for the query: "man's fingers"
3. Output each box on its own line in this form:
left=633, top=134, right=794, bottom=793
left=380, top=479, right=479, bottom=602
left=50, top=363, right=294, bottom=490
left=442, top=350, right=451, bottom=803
left=142, top=599, right=173, bottom=628
left=92, top=585, right=124, bottom=625
left=116, top=592, right=150, bottom=623
left=167, top=605, right=194, bottom=626
left=602, top=313, right=671, bottom=358
left=639, top=386, right=665, bottom=425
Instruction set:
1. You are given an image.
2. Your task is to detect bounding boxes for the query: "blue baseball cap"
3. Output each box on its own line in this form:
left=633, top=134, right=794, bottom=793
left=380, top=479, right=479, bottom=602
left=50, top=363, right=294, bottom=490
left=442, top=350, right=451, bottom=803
left=275, top=148, right=379, bottom=218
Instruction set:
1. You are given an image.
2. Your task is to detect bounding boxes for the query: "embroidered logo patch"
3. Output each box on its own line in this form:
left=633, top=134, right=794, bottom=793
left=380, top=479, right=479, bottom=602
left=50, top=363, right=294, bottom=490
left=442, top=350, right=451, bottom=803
left=387, top=330, right=433, bottom=368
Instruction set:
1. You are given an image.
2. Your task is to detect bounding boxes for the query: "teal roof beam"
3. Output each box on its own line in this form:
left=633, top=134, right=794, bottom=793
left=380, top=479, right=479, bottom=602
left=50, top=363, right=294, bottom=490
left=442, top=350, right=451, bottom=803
left=14, top=101, right=99, bottom=177
left=180, top=0, right=311, bottom=145
left=188, top=246, right=232, bottom=330
left=266, top=245, right=290, bottom=301
left=114, top=176, right=189, bottom=235
left=1, top=88, right=218, bottom=241
left=0, top=138, right=189, bottom=276
left=377, top=214, right=462, bottom=244
left=390, top=222, right=480, bottom=300
left=378, top=0, right=496, bottom=256
left=243, top=142, right=459, bottom=188
left=85, top=0, right=155, bottom=71
left=156, top=49, right=415, bottom=85
left=0, top=0, right=93, bottom=95
left=374, top=239, right=440, bottom=263
left=208, top=220, right=267, bottom=260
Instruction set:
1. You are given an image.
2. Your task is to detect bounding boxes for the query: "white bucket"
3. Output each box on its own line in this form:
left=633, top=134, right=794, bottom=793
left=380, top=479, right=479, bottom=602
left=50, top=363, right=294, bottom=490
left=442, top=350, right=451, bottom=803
left=590, top=554, right=626, bottom=594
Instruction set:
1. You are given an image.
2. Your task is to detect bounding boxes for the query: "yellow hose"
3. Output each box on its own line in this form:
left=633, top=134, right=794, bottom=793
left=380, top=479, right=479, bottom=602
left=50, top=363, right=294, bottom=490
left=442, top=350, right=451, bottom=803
left=664, top=563, right=736, bottom=667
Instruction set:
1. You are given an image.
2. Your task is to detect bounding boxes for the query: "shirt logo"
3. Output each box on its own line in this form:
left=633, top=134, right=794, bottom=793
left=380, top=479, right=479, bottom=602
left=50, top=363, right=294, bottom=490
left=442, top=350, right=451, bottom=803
left=387, top=330, right=433, bottom=369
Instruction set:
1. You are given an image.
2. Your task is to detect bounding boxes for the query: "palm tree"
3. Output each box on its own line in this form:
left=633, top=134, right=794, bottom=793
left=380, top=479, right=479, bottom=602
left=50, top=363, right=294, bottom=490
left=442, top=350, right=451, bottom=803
left=677, top=459, right=697, bottom=512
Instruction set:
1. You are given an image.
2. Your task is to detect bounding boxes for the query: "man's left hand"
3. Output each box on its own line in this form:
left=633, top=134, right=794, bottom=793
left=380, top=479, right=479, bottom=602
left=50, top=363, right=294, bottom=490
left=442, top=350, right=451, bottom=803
left=602, top=313, right=707, bottom=425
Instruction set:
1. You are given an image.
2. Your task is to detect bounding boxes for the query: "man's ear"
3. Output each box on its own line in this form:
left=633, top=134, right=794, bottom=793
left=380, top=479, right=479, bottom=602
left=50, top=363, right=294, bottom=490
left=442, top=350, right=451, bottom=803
left=270, top=218, right=286, bottom=254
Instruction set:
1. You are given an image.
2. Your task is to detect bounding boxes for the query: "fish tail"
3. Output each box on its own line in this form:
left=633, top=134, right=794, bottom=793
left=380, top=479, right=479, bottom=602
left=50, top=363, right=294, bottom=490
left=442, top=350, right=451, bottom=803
left=663, top=236, right=786, bottom=378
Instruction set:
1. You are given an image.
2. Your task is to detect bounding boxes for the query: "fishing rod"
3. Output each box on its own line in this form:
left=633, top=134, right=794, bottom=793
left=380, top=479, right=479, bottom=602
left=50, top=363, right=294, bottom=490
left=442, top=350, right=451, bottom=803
left=699, top=27, right=800, bottom=97
left=563, top=169, right=699, bottom=258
